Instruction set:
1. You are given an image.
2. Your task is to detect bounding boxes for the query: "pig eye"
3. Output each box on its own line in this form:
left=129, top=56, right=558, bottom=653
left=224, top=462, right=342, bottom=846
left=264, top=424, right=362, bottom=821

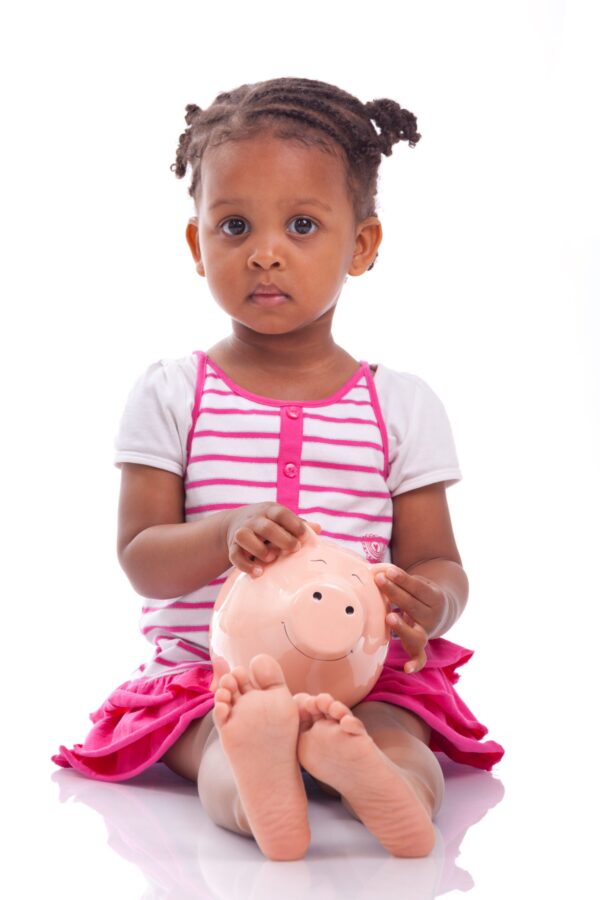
left=345, top=606, right=355, bottom=615
left=313, top=592, right=322, bottom=601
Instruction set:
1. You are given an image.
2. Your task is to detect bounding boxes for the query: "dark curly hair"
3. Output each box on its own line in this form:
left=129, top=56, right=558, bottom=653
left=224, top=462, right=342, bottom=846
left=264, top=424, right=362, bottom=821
left=171, top=77, right=420, bottom=268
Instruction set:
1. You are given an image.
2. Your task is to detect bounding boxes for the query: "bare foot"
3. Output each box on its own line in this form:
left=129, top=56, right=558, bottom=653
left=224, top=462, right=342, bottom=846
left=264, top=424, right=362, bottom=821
left=212, top=654, right=310, bottom=861
left=296, top=692, right=435, bottom=857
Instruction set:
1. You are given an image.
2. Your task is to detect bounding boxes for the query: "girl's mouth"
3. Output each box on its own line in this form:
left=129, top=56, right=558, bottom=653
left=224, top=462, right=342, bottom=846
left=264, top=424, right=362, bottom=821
left=249, top=293, right=290, bottom=307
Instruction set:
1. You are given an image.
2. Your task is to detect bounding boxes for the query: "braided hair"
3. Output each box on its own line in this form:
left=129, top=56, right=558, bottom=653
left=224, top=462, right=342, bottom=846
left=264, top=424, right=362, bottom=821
left=172, top=77, right=420, bottom=268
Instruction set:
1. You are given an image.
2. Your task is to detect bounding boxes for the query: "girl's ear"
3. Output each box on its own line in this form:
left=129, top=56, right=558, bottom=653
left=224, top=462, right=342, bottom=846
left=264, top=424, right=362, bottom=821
left=186, top=217, right=205, bottom=276
left=348, top=216, right=383, bottom=277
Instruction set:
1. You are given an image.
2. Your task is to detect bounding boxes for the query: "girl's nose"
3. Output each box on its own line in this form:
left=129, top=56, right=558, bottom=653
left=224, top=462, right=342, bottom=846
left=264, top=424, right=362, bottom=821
left=247, top=238, right=284, bottom=270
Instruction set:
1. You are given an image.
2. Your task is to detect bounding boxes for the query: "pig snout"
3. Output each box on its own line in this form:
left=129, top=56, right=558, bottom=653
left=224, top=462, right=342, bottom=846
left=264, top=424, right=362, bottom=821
left=285, top=581, right=366, bottom=659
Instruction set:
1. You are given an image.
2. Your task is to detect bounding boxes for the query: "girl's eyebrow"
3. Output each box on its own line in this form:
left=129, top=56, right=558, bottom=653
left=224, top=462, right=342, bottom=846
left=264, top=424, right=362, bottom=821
left=209, top=196, right=332, bottom=212
left=209, top=197, right=243, bottom=210
left=288, top=197, right=333, bottom=211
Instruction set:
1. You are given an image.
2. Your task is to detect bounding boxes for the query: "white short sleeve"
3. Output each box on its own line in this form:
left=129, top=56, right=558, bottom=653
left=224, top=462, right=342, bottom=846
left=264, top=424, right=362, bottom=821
left=376, top=367, right=462, bottom=496
left=114, top=356, right=197, bottom=477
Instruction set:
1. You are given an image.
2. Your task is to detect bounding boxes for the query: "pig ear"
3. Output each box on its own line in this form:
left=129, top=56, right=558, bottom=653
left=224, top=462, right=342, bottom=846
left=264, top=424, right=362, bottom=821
left=369, top=562, right=392, bottom=611
left=300, top=521, right=321, bottom=546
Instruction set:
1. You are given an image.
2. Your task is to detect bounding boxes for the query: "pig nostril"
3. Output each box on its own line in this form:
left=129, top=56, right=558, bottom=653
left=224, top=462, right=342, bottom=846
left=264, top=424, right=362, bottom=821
left=345, top=606, right=354, bottom=615
left=313, top=592, right=322, bottom=601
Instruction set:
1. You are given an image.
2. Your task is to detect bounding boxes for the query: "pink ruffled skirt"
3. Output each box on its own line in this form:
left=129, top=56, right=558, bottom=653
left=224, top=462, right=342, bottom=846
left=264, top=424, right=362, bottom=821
left=52, top=637, right=504, bottom=781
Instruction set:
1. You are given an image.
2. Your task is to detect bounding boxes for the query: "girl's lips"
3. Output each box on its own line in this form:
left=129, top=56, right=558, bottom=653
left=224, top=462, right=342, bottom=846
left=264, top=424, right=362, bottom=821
left=250, top=292, right=290, bottom=307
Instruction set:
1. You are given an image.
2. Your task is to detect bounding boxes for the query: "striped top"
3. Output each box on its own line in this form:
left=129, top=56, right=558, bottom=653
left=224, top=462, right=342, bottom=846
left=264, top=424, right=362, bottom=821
left=115, top=351, right=462, bottom=680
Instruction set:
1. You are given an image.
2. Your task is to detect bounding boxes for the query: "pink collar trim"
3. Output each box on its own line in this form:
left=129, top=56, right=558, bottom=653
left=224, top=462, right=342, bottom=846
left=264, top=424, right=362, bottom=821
left=203, top=353, right=372, bottom=408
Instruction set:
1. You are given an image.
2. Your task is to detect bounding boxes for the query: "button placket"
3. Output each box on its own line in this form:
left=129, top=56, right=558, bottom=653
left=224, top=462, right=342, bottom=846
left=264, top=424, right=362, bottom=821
left=277, top=405, right=304, bottom=510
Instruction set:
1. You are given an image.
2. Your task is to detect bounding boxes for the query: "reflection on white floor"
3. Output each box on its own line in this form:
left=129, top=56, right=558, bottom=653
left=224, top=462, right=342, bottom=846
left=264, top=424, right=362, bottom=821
left=52, top=758, right=504, bottom=899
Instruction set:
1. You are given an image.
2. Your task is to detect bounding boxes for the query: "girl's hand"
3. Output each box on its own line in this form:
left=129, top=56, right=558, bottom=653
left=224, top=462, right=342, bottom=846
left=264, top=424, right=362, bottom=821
left=375, top=566, right=447, bottom=673
left=385, top=608, right=428, bottom=674
left=225, top=502, right=322, bottom=577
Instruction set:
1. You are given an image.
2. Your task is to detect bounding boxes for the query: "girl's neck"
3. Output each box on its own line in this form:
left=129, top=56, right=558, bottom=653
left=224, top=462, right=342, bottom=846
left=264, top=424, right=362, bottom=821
left=207, top=330, right=362, bottom=402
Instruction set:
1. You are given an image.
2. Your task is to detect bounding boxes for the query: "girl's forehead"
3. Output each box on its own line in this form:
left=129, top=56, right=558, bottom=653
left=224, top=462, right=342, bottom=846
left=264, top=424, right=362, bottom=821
left=199, top=135, right=350, bottom=207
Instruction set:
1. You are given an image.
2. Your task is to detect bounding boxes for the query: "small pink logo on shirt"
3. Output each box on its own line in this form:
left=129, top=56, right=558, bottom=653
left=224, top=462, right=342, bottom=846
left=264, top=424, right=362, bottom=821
left=361, top=534, right=386, bottom=563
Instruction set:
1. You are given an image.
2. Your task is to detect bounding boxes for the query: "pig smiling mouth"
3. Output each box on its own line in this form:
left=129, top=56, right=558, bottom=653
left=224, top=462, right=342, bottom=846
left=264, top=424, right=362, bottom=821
left=281, top=621, right=352, bottom=661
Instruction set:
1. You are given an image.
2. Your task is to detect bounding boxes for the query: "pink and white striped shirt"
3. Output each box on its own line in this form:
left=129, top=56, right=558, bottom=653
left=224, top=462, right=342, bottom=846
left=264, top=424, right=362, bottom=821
left=115, top=351, right=462, bottom=680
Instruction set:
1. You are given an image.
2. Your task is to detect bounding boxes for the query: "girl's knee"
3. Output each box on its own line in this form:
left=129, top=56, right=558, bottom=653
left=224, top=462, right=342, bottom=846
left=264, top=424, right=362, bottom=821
left=161, top=711, right=215, bottom=782
left=197, top=732, right=253, bottom=838
left=352, top=700, right=431, bottom=745
left=352, top=701, right=444, bottom=816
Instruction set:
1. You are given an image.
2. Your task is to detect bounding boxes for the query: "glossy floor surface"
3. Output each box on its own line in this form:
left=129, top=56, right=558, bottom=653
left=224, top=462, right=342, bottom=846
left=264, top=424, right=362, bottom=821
left=47, top=759, right=497, bottom=898
left=13, top=738, right=590, bottom=900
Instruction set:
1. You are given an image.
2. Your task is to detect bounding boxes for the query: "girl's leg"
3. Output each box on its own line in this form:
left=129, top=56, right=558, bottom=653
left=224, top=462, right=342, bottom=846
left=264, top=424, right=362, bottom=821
left=162, top=655, right=312, bottom=861
left=210, top=655, right=311, bottom=861
left=161, top=713, right=253, bottom=838
left=297, top=695, right=442, bottom=857
left=161, top=712, right=215, bottom=782
left=345, top=701, right=444, bottom=819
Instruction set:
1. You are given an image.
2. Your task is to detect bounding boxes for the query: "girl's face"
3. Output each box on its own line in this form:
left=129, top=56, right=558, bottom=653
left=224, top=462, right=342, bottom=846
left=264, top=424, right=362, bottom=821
left=187, top=134, right=381, bottom=335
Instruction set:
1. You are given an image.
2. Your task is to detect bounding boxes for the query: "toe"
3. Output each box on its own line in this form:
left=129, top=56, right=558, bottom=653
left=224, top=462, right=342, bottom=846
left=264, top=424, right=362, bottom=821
left=315, top=693, right=335, bottom=715
left=229, top=666, right=254, bottom=694
left=214, top=686, right=232, bottom=705
left=294, top=694, right=313, bottom=731
left=293, top=692, right=312, bottom=706
left=248, top=654, right=287, bottom=691
left=340, top=713, right=366, bottom=735
left=212, top=700, right=231, bottom=728
left=329, top=699, right=352, bottom=721
left=219, top=672, right=241, bottom=694
left=303, top=695, right=322, bottom=719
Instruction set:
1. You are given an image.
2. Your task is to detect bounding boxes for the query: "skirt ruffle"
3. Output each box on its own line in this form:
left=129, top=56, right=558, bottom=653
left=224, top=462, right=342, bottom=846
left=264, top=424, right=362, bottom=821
left=52, top=665, right=214, bottom=781
left=361, top=638, right=504, bottom=770
left=52, top=637, right=504, bottom=781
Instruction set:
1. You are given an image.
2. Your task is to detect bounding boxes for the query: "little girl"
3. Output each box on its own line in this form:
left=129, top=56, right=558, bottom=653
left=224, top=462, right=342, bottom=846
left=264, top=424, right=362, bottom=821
left=53, top=76, right=504, bottom=862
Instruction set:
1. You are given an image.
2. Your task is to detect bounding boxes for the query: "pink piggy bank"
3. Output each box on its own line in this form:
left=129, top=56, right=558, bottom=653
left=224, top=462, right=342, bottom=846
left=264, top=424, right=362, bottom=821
left=209, top=527, right=392, bottom=708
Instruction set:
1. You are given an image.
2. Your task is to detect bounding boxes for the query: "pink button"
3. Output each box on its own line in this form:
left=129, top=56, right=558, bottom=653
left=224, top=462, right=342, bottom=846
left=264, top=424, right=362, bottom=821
left=284, top=462, right=297, bottom=478
left=286, top=406, right=300, bottom=419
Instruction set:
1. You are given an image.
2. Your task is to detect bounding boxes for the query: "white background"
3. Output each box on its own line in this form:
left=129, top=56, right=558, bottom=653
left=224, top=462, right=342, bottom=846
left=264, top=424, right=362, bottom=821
left=3, top=1, right=598, bottom=897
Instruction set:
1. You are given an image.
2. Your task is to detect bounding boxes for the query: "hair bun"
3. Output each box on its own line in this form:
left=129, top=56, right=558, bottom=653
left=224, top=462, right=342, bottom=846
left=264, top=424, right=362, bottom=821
left=170, top=104, right=204, bottom=178
left=184, top=104, right=203, bottom=126
left=364, top=98, right=421, bottom=154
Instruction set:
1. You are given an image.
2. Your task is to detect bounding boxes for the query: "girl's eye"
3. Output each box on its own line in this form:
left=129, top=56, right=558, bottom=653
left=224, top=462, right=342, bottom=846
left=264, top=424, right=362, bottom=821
left=221, top=218, right=248, bottom=237
left=289, top=217, right=318, bottom=236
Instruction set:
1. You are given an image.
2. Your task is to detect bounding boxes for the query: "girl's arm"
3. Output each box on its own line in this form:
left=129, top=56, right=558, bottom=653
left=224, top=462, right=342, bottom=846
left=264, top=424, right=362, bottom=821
left=117, top=464, right=312, bottom=599
left=117, top=463, right=236, bottom=598
left=382, top=481, right=469, bottom=638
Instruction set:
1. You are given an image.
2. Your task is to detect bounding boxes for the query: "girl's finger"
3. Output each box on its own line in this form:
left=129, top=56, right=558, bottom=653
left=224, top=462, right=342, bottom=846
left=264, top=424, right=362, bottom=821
left=265, top=505, right=311, bottom=542
left=404, top=646, right=427, bottom=674
left=228, top=548, right=251, bottom=575
left=382, top=568, right=436, bottom=606
left=229, top=544, right=269, bottom=576
left=231, top=527, right=279, bottom=561
left=376, top=575, right=423, bottom=621
left=253, top=516, right=304, bottom=553
left=386, top=612, right=428, bottom=673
